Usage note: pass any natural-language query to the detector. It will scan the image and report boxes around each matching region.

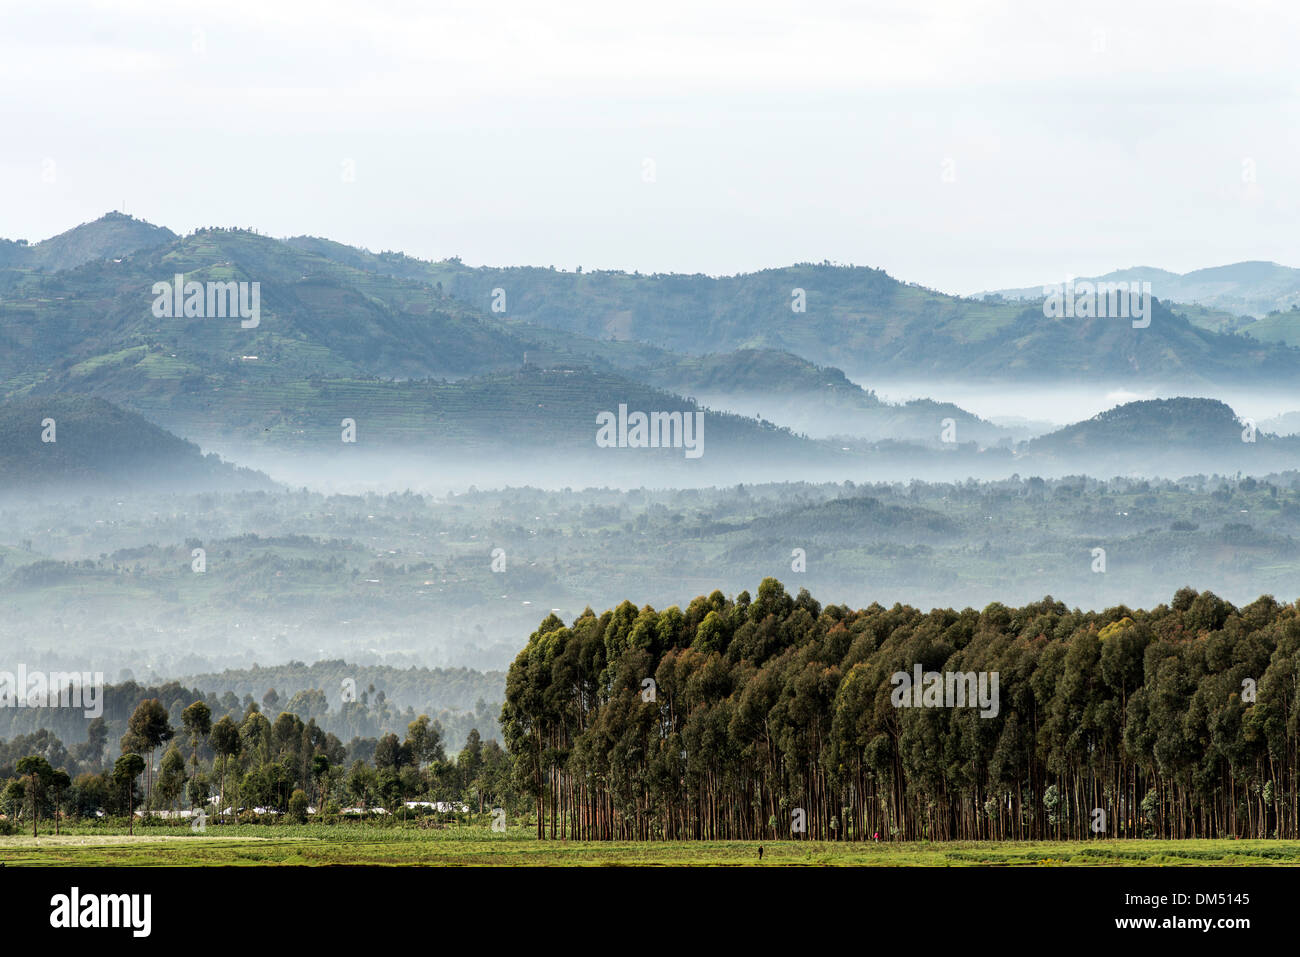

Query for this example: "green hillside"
[0,211,175,282]
[1026,397,1256,452]
[0,222,694,399]
[638,348,863,394]
[8,216,1300,465]
[0,221,872,460]
[635,348,1009,444]
[1019,397,1300,475]
[991,261,1300,319]
[0,395,270,489]
[283,245,1300,386]
[0,226,533,388]
[1241,305,1300,347]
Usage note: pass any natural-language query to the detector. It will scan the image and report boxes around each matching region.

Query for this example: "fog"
[862,380,1300,435]
[5,451,1299,680]
[4,375,1299,686]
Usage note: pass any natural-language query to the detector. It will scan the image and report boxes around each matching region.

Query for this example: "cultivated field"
[2,827,1299,867]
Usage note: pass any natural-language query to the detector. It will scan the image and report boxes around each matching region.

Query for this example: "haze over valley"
[3,213,1299,720]
[11,4,1300,899]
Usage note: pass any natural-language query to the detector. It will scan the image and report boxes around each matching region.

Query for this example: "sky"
[3,0,1299,294]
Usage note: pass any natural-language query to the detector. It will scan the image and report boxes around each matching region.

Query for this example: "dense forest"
[502,579,1300,842]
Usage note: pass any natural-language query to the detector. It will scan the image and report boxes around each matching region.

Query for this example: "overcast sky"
[3,0,1299,293]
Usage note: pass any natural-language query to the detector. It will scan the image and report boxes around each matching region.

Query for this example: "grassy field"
[3,826,1300,866]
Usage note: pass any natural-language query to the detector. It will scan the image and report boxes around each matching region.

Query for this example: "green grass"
[1242,311,1300,347]
[65,345,149,378]
[4,825,1299,866]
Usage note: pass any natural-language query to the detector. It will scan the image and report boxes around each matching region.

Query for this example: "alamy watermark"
[0,666,103,718]
[151,275,260,328]
[50,887,150,937]
[891,665,1000,718]
[1042,279,1151,328]
[596,404,704,459]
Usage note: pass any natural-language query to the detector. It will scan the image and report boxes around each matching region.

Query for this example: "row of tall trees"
[503,579,1300,842]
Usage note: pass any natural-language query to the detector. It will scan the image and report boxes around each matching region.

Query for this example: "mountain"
[1026,397,1248,451]
[3,220,997,484]
[0,223,710,396]
[988,262,1300,321]
[0,225,539,387]
[0,395,271,492]
[0,219,998,462]
[0,233,834,462]
[1260,411,1300,436]
[1018,397,1300,475]
[635,348,1010,445]
[108,362,816,456]
[0,212,175,286]
[279,247,1300,388]
[639,348,867,395]
[9,215,1300,479]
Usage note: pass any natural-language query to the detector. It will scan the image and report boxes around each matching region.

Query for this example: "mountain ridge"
[987,260,1300,321]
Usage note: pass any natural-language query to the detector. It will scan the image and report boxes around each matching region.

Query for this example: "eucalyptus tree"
[209,715,243,821]
[504,579,1300,842]
[15,755,52,836]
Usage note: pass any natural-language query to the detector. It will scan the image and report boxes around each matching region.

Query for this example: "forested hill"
[0,222,843,460]
[0,225,532,387]
[634,348,1009,444]
[990,261,1300,320]
[504,579,1300,842]
[638,348,867,396]
[6,216,1298,395]
[1026,397,1295,452]
[0,211,175,280]
[304,251,1300,387]
[31,363,821,460]
[1028,397,1227,448]
[8,215,1297,453]
[0,395,272,491]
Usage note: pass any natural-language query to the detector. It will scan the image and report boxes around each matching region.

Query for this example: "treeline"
[0,677,499,764]
[503,580,1300,842]
[180,660,504,729]
[1,697,511,832]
